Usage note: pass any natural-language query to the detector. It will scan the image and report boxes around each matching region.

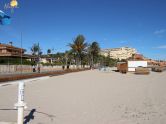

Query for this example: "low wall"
[0,65,32,73]
[0,65,90,73]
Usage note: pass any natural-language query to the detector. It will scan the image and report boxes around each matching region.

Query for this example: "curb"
[0,76,50,88]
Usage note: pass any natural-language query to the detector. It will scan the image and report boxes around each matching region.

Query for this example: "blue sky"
[0,0,166,60]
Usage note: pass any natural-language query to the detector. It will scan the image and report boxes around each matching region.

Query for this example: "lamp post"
[37,42,41,73]
[20,32,23,74]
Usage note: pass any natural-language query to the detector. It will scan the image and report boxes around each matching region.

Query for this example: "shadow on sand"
[24,109,36,124]
[0,108,56,123]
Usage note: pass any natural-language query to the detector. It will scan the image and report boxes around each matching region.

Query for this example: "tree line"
[31,34,118,67]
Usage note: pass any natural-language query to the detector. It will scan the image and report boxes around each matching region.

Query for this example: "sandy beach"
[0,70,166,124]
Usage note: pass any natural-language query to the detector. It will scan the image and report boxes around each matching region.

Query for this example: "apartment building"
[0,43,25,57]
[100,47,137,60]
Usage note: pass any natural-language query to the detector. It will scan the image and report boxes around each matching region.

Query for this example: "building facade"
[0,43,25,57]
[100,47,137,60]
[40,55,53,64]
[0,43,34,64]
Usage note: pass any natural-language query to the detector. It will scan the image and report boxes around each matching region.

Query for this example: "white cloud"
[103,38,108,41]
[120,41,127,44]
[156,45,166,49]
[154,29,166,35]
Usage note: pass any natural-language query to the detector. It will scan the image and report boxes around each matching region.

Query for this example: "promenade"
[0,70,166,124]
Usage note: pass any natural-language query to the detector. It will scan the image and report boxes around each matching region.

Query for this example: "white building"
[40,56,53,64]
[100,47,137,60]
[128,61,148,72]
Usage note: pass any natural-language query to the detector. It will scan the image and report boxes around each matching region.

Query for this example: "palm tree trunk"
[92,54,94,68]
[76,56,79,69]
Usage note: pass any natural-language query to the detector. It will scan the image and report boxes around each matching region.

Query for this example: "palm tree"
[46,49,52,63]
[31,43,42,65]
[31,43,40,55]
[69,35,88,68]
[47,49,51,55]
[88,41,100,68]
[53,52,65,65]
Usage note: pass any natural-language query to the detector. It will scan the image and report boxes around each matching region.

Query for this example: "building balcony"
[0,52,28,58]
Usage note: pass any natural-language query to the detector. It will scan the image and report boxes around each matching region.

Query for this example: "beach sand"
[0,70,166,124]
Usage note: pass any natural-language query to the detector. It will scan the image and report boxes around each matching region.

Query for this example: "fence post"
[15,82,27,124]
